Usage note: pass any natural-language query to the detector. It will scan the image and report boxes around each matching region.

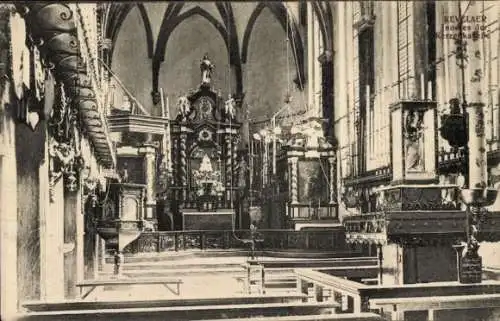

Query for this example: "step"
[106,250,363,264]
[121,262,244,271]
[100,267,246,278]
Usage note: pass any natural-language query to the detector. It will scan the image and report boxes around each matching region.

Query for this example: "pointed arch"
[103,3,156,64]
[216,2,243,95]
[154,6,230,63]
[311,1,333,53]
[151,2,184,93]
[152,6,231,95]
[104,3,135,63]
[241,2,306,89]
[137,3,154,59]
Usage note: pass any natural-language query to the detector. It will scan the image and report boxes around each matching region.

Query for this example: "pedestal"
[460,253,482,284]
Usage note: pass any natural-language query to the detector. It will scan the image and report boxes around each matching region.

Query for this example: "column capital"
[318,50,333,64]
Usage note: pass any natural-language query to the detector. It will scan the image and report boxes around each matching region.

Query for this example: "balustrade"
[123,229,346,254]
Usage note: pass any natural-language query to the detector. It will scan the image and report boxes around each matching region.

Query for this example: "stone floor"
[92,255,288,301]
[85,274,249,301]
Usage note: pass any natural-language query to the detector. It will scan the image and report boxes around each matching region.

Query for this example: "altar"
[168,54,239,231]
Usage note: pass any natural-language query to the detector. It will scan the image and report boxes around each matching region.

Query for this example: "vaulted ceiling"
[99,2,333,98]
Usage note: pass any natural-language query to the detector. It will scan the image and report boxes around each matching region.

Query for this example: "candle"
[160,88,166,117]
[366,85,370,109]
[427,81,433,101]
[420,74,425,100]
[166,96,169,117]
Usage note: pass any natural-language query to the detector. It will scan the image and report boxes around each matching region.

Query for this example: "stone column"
[140,145,157,220]
[461,1,489,284]
[93,234,101,279]
[307,2,315,108]
[44,176,65,300]
[465,3,487,190]
[390,3,399,102]
[0,119,18,319]
[319,51,334,140]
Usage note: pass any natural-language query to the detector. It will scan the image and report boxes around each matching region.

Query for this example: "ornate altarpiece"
[169,60,241,230]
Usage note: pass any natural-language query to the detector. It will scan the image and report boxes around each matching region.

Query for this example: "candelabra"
[439,2,498,283]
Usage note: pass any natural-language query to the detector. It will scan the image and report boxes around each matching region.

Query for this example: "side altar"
[169,55,241,231]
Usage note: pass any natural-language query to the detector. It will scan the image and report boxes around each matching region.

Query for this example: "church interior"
[1,2,500,321]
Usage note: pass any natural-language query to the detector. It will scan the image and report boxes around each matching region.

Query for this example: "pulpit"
[96,183,147,251]
[169,55,241,231]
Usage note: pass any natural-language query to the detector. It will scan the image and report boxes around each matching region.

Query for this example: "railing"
[295,269,500,320]
[295,269,369,314]
[291,206,337,220]
[123,229,347,254]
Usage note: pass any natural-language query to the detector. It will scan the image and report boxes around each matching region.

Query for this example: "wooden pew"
[76,278,183,299]
[252,257,378,269]
[370,293,500,321]
[246,257,378,293]
[202,312,384,321]
[18,301,339,321]
[22,293,309,312]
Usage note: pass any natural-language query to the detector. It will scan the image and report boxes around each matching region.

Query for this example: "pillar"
[377,243,384,285]
[319,51,334,140]
[465,2,487,190]
[42,176,65,300]
[93,234,101,279]
[0,117,18,318]
[462,1,488,283]
[307,2,315,108]
[140,145,157,221]
[390,3,399,102]
[75,193,84,285]
[63,190,83,299]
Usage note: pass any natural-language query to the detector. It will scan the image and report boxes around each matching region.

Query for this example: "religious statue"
[177,96,191,120]
[151,90,161,105]
[237,155,248,189]
[200,54,214,86]
[302,120,323,149]
[404,110,425,171]
[224,95,236,120]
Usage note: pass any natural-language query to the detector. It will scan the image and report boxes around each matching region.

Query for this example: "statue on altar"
[193,154,224,198]
[200,54,214,86]
[225,95,236,120]
[177,96,191,120]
